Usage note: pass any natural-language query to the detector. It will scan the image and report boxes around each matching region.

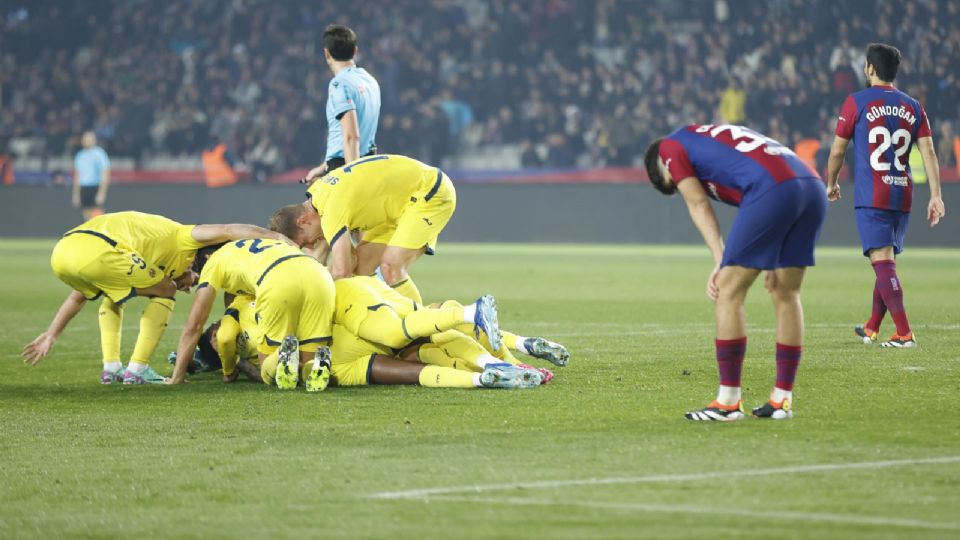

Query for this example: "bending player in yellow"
[187,294,263,383]
[295,153,456,303]
[21,211,288,384]
[169,239,336,392]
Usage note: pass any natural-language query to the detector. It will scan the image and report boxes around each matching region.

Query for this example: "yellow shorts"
[363,173,456,253]
[334,276,417,335]
[256,257,335,354]
[50,232,165,303]
[329,324,391,386]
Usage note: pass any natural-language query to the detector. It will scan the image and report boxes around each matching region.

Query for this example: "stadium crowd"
[2,0,959,173]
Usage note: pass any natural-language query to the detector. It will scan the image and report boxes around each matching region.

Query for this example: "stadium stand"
[1,0,959,181]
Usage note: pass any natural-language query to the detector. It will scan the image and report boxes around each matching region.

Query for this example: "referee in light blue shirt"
[73,131,111,221]
[303,24,381,183]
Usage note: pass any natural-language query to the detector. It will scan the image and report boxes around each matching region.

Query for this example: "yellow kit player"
[21,211,287,384]
[296,154,457,303]
[190,295,264,383]
[169,239,335,392]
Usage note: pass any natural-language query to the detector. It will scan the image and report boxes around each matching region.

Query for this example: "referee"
[72,131,111,221]
[303,24,381,182]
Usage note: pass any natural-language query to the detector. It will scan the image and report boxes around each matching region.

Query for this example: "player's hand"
[707,264,721,301]
[164,375,188,385]
[826,183,841,202]
[222,370,240,383]
[300,163,328,184]
[928,197,945,227]
[22,332,56,365]
[174,270,198,292]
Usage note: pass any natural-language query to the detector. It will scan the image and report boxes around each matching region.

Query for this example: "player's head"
[192,242,228,274]
[269,203,324,248]
[196,322,223,371]
[644,138,677,196]
[864,43,901,85]
[81,131,96,148]
[323,25,357,62]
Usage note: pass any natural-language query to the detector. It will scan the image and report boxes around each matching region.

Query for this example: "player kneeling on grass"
[21,211,289,385]
[169,239,336,392]
[174,294,264,383]
[644,124,827,421]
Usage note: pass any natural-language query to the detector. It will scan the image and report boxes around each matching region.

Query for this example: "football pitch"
[1,239,958,539]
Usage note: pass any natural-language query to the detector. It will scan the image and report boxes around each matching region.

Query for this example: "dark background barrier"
[1,183,958,247]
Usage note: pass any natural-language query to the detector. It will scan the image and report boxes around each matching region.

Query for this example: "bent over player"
[825,43,945,348]
[644,124,827,421]
[299,154,456,303]
[21,212,288,384]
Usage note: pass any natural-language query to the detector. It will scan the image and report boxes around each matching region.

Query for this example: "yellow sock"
[260,352,278,385]
[418,343,482,372]
[428,331,489,371]
[454,323,520,364]
[418,365,478,388]
[129,298,175,364]
[402,305,463,340]
[98,298,123,363]
[391,277,423,304]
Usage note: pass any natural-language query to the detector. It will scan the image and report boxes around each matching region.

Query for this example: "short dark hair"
[196,323,222,371]
[866,43,901,82]
[643,138,676,195]
[323,25,357,61]
[192,242,227,274]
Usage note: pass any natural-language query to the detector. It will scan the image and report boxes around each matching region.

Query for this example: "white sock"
[461,302,477,323]
[514,334,530,353]
[715,385,741,406]
[474,354,501,369]
[472,373,482,387]
[127,361,148,373]
[103,361,123,373]
[771,387,792,404]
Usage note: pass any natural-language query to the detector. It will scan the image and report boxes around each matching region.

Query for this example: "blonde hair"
[268,204,307,238]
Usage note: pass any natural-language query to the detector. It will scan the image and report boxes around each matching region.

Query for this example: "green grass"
[1,240,959,539]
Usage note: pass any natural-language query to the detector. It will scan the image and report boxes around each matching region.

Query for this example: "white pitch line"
[436,496,960,532]
[368,455,960,500]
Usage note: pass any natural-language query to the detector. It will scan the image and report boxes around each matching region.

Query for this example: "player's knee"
[379,260,407,285]
[770,285,801,306]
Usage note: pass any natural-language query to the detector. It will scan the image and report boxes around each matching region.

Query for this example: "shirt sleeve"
[320,202,350,247]
[658,138,697,184]
[197,258,220,290]
[329,80,356,120]
[916,103,932,138]
[175,225,206,250]
[835,95,857,139]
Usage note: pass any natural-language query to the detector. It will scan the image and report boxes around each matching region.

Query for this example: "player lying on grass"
[297,153,457,304]
[268,202,571,373]
[645,124,827,421]
[168,239,336,391]
[192,286,564,389]
[825,43,946,348]
[21,211,290,385]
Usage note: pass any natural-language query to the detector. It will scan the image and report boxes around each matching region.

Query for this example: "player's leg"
[356,295,500,350]
[98,298,124,383]
[380,246,426,304]
[294,261,336,392]
[856,209,914,346]
[856,282,887,343]
[754,267,806,419]
[123,297,176,384]
[354,240,389,276]
[714,264,761,398]
[423,330,504,371]
[256,286,303,390]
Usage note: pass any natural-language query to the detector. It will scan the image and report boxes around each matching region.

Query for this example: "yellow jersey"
[198,239,310,296]
[67,211,204,279]
[217,295,262,375]
[306,154,441,244]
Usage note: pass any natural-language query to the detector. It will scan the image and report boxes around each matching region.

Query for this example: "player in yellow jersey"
[186,295,264,382]
[293,154,456,304]
[21,212,289,384]
[169,239,336,392]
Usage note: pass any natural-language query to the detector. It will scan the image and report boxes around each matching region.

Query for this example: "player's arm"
[825,136,850,202]
[339,109,361,165]
[96,153,110,206]
[21,290,88,365]
[168,285,217,384]
[190,224,295,247]
[916,136,945,227]
[328,228,354,279]
[676,177,725,300]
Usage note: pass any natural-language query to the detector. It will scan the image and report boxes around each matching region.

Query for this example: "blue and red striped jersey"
[659,124,819,207]
[835,85,931,212]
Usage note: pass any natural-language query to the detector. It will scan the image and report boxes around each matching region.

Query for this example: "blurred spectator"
[2,0,958,172]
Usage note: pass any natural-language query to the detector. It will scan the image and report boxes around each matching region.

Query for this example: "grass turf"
[1,240,958,539]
